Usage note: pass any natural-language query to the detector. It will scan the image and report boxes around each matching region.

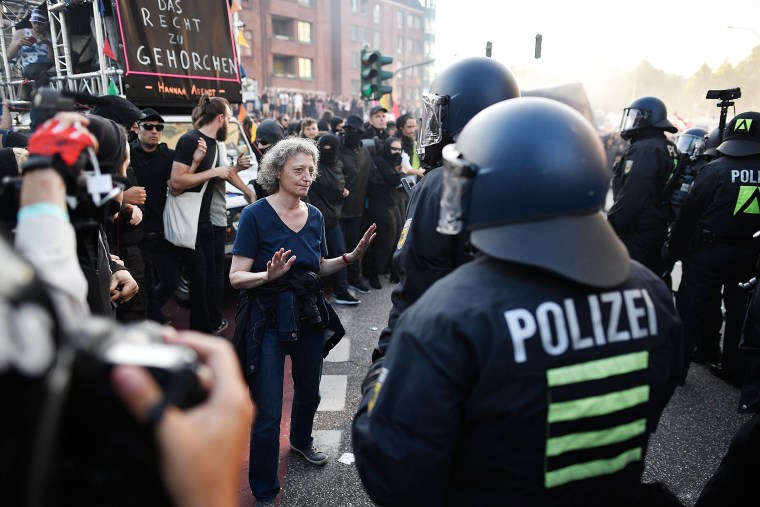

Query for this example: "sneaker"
[368,275,382,290]
[213,318,228,336]
[334,292,360,305]
[348,281,370,294]
[289,443,328,465]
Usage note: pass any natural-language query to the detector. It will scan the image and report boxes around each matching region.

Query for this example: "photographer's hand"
[111,330,253,507]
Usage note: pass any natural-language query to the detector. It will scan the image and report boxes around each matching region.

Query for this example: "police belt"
[700,228,754,247]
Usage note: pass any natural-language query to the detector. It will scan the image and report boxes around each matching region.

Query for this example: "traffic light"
[360,49,393,100]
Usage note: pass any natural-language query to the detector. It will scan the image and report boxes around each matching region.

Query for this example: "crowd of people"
[3,53,760,507]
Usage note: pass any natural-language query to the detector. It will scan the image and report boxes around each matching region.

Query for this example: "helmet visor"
[438,144,477,235]
[619,107,651,134]
[676,133,706,156]
[417,93,448,155]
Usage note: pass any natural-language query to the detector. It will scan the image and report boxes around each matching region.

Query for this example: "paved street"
[165,271,752,507]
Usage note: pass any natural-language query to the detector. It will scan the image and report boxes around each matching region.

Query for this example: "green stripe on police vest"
[547,351,649,387]
[548,385,650,423]
[545,447,642,488]
[546,418,647,457]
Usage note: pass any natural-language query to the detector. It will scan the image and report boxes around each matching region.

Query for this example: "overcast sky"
[435,0,760,80]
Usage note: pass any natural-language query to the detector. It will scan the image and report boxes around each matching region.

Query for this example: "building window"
[360,26,368,44]
[414,16,421,30]
[351,78,360,96]
[407,13,413,28]
[352,0,367,14]
[350,24,357,42]
[298,58,313,79]
[397,10,403,29]
[397,35,403,54]
[298,0,312,5]
[373,31,381,49]
[407,38,413,53]
[297,21,312,43]
[373,4,381,23]
[240,30,253,56]
[272,17,293,41]
[273,55,296,77]
[351,51,359,69]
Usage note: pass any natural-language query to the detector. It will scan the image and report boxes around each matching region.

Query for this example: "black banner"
[114,0,242,106]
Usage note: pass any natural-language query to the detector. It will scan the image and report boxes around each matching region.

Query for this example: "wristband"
[17,202,69,222]
[342,253,355,264]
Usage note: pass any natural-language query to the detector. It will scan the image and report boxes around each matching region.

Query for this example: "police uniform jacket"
[374,166,471,358]
[608,131,678,234]
[672,154,760,248]
[353,257,682,506]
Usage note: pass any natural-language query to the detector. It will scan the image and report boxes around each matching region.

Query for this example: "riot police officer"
[372,56,520,360]
[672,111,760,385]
[352,98,683,506]
[608,96,679,274]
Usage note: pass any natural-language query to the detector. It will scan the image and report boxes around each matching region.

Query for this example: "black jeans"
[140,235,180,323]
[177,223,216,333]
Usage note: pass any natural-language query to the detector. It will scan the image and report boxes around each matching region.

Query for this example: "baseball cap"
[140,108,165,123]
[90,95,146,129]
[369,105,388,116]
[717,111,760,157]
[344,115,365,133]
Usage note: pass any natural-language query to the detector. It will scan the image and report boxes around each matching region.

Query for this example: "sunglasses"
[140,123,165,131]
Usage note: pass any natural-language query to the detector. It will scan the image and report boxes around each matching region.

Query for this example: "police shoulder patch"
[397,218,412,250]
[624,160,634,174]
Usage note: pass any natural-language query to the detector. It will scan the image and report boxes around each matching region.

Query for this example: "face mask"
[344,131,363,150]
[387,152,402,166]
[320,147,337,164]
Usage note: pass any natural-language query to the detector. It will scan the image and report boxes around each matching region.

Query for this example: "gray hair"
[257,137,320,194]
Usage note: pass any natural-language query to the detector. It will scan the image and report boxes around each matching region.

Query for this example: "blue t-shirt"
[232,199,327,273]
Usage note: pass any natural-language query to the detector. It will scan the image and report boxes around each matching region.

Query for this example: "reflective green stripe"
[545,447,642,488]
[547,351,649,387]
[546,418,647,457]
[548,385,649,423]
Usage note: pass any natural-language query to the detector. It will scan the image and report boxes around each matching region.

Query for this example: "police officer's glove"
[23,118,97,195]
[361,357,384,397]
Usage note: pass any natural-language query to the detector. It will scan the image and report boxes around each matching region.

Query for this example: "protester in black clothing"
[90,96,148,321]
[372,57,520,360]
[671,112,760,385]
[363,105,389,140]
[69,114,139,316]
[251,119,286,199]
[308,134,359,305]
[608,96,679,275]
[130,108,179,324]
[364,138,403,290]
[353,98,683,507]
[338,115,373,294]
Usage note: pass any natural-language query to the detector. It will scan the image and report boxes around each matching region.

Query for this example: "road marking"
[313,430,343,458]
[325,338,350,362]
[318,374,348,411]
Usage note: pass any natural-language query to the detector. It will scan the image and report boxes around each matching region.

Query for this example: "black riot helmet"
[703,126,721,157]
[717,111,760,157]
[440,97,630,288]
[676,127,708,157]
[618,96,677,140]
[417,57,520,167]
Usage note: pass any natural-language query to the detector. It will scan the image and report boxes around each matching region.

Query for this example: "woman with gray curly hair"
[229,136,376,506]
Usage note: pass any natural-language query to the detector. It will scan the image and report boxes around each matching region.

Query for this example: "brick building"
[236,0,435,115]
